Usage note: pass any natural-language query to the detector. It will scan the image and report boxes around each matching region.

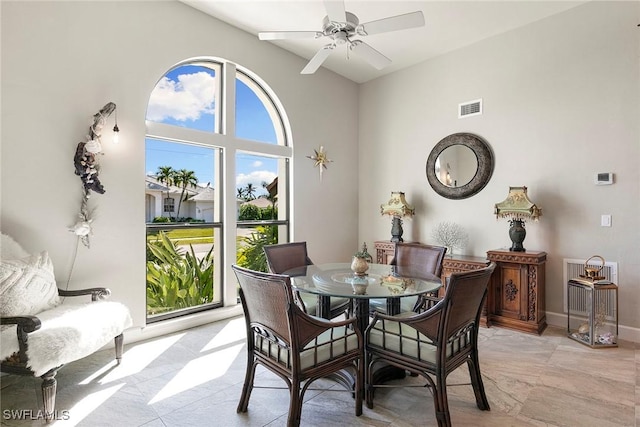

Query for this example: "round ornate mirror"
[426,133,494,199]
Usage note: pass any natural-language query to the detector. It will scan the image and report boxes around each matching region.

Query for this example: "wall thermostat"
[595,172,614,185]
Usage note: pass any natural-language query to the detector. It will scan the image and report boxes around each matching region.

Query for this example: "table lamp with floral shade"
[494,186,542,252]
[380,191,415,242]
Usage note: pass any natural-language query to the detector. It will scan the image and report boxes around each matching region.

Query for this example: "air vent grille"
[459,99,482,118]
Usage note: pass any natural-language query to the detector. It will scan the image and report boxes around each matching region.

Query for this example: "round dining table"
[284,262,442,333]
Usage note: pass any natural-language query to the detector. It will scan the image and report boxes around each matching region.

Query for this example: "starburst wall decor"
[306,145,333,181]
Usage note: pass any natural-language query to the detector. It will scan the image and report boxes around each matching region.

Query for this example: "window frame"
[145,58,293,324]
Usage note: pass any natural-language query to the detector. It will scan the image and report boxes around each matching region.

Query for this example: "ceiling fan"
[258,0,425,74]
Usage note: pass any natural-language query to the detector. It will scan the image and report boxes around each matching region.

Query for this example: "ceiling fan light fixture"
[334,32,348,45]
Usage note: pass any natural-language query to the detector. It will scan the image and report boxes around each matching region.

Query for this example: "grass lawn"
[146,228,258,246]
[147,228,214,244]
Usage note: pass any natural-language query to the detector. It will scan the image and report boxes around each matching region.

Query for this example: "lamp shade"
[494,186,542,221]
[380,192,415,218]
[494,186,541,252]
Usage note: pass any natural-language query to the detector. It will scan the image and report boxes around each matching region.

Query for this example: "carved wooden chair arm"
[413,294,442,313]
[293,307,362,346]
[1,315,42,363]
[367,301,443,341]
[1,315,41,332]
[58,287,111,301]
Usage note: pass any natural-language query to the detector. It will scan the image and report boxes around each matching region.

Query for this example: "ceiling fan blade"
[323,0,346,23]
[349,41,391,70]
[360,11,425,36]
[259,31,322,41]
[301,45,335,74]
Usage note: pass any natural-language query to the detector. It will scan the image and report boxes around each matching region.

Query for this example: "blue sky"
[145,65,278,196]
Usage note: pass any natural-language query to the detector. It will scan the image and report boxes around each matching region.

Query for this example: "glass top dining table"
[283,262,442,333]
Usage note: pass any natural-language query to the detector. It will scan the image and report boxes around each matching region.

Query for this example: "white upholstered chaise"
[0,234,132,423]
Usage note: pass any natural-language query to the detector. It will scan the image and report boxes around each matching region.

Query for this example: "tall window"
[145,59,292,323]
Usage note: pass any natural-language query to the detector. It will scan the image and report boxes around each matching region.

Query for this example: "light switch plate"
[601,214,612,227]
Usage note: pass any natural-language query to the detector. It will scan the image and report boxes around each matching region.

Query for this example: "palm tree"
[236,187,246,200]
[173,169,198,220]
[244,183,256,200]
[156,166,175,219]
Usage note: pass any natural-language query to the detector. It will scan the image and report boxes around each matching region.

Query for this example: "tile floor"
[1,316,638,426]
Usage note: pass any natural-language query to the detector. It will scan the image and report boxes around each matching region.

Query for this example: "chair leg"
[288,381,302,427]
[237,359,257,413]
[354,359,363,416]
[41,370,57,423]
[365,353,375,409]
[433,372,452,427]
[114,333,124,365]
[467,355,490,411]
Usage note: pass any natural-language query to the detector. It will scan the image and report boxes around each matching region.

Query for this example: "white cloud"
[147,72,215,122]
[236,170,277,193]
[251,160,263,168]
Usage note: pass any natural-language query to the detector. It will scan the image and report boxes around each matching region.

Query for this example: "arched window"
[145,59,292,323]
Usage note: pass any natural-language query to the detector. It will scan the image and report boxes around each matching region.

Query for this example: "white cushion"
[0,251,60,317]
[1,234,30,260]
[368,321,437,363]
[367,320,471,363]
[0,301,133,377]
[257,325,360,370]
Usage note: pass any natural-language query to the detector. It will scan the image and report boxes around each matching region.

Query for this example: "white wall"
[359,1,640,338]
[1,1,359,338]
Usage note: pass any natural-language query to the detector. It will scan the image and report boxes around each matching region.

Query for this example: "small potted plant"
[351,242,372,276]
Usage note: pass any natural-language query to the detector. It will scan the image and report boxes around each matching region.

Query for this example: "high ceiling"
[181,1,585,84]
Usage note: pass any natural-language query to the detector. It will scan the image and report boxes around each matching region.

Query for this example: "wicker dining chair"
[365,263,496,427]
[371,242,447,314]
[232,265,363,427]
[263,242,351,319]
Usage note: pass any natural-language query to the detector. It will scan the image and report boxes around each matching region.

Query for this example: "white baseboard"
[99,305,244,350]
[546,310,640,344]
[127,305,244,344]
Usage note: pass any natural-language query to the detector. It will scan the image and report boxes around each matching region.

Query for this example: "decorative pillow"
[1,234,30,260]
[0,251,60,316]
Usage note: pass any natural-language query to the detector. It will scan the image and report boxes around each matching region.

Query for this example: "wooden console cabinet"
[441,254,492,281]
[373,240,397,264]
[374,241,490,287]
[486,249,547,335]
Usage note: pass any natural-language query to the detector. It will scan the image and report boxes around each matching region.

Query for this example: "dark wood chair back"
[235,265,292,345]
[264,241,313,274]
[390,242,447,277]
[439,263,495,337]
[263,242,352,319]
